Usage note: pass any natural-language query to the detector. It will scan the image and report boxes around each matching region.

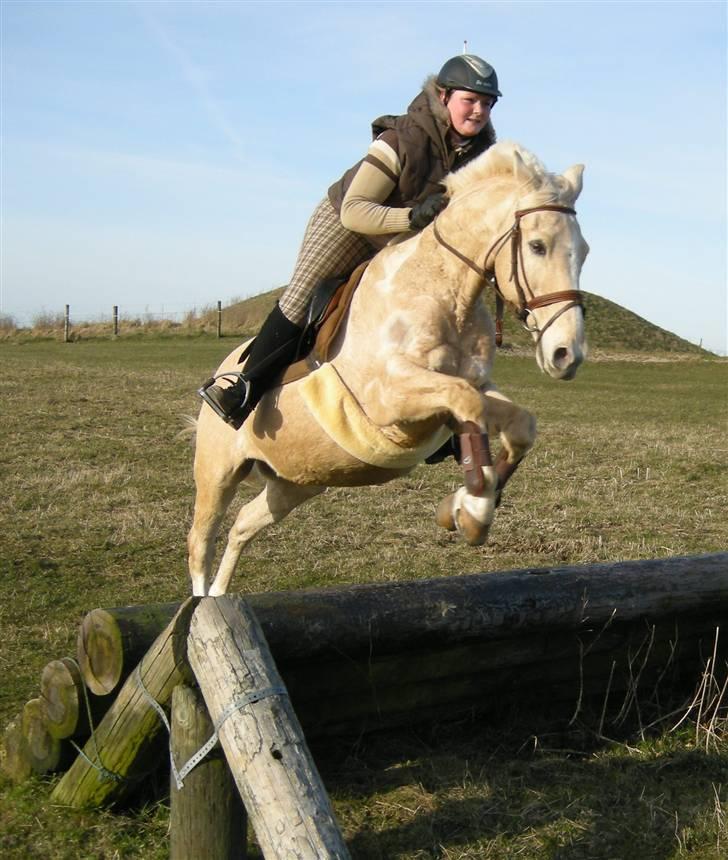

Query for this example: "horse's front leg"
[481,386,537,499]
[363,359,497,545]
[434,390,535,543]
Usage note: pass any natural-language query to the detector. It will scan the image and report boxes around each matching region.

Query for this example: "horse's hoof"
[435,494,457,531]
[456,506,490,546]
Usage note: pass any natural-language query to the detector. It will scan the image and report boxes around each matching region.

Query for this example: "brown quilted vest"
[328,82,496,215]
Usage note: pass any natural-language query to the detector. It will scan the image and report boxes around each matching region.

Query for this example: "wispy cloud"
[132,1,248,163]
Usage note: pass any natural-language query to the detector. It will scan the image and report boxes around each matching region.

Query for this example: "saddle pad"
[298,363,451,469]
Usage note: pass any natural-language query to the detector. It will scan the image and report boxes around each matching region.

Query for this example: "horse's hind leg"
[188,445,253,596]
[208,476,324,596]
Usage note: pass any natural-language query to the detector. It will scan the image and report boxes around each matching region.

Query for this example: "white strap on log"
[134,666,287,790]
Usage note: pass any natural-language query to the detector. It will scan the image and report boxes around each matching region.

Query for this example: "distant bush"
[0,313,17,332]
[32,310,66,329]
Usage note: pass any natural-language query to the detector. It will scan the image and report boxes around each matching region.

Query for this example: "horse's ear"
[563,164,585,201]
[512,149,533,186]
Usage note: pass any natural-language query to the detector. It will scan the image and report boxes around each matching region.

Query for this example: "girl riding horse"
[198,54,502,429]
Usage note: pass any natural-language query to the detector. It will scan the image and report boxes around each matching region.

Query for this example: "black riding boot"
[198,303,303,429]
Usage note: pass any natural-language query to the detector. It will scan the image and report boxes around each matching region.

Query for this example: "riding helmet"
[436,54,502,99]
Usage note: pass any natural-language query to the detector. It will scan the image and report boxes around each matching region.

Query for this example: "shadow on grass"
[313,707,728,860]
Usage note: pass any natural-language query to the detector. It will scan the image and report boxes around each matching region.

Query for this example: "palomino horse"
[188,141,589,596]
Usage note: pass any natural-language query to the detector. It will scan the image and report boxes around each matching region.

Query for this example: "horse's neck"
[423,207,500,327]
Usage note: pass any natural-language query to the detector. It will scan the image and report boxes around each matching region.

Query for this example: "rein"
[433,203,583,346]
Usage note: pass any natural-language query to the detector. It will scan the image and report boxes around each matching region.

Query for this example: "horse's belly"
[243,388,411,487]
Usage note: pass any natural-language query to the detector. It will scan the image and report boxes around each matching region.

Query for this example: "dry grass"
[0,337,726,858]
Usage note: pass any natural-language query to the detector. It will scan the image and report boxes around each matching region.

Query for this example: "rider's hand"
[409,192,448,230]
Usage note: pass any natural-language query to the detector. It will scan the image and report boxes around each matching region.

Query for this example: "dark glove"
[408,192,448,230]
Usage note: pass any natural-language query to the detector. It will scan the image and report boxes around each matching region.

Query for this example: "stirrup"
[197,372,252,428]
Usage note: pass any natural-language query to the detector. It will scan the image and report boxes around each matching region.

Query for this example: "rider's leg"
[198,302,303,429]
[199,197,374,429]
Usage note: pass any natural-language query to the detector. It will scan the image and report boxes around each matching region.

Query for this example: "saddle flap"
[279,260,370,385]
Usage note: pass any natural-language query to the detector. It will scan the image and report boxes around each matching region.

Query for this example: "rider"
[199,54,502,429]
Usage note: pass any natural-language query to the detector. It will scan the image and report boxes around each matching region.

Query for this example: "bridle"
[432,204,584,346]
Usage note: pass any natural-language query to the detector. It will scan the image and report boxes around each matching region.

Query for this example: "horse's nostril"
[553,347,570,367]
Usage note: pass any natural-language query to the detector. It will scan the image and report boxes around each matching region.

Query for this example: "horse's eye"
[529,240,547,256]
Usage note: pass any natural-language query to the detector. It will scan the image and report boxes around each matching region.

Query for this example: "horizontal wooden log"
[64,554,726,744]
[188,597,351,859]
[51,597,199,808]
[82,554,728,672]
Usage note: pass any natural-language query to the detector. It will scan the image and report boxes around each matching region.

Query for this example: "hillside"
[215,287,713,357]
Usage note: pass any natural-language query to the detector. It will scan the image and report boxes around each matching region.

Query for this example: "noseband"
[433,204,584,346]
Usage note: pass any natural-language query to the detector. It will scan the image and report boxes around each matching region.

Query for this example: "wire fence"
[1,302,228,340]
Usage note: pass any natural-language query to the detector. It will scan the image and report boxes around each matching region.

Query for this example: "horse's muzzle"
[541,344,584,380]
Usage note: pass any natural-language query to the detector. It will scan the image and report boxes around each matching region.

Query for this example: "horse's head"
[443,143,590,380]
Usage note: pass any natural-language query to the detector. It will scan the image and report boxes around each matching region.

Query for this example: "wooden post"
[188,597,351,860]
[217,301,222,338]
[113,305,119,337]
[170,685,247,860]
[51,597,199,808]
[64,304,70,343]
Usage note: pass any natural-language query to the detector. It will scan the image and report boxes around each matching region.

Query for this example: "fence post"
[217,301,222,339]
[170,685,247,860]
[113,306,119,337]
[64,305,70,343]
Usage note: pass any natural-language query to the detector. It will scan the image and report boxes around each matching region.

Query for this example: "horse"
[187,141,589,596]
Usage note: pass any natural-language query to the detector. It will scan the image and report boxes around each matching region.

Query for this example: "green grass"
[1,337,726,858]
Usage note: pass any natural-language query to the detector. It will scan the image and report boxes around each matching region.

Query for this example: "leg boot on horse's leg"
[198,303,303,429]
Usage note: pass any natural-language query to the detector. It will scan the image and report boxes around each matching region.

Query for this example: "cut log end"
[41,657,84,740]
[1,717,32,782]
[22,698,63,774]
[77,609,124,695]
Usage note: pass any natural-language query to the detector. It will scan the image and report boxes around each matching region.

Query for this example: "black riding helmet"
[436,54,502,101]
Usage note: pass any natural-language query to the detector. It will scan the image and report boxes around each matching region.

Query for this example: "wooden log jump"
[2,553,726,858]
[49,553,727,741]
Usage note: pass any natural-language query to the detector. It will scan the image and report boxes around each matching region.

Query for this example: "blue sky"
[2,0,726,354]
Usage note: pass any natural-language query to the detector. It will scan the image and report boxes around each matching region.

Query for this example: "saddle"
[277,259,370,386]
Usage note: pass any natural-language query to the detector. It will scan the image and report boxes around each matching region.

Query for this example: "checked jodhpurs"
[278,197,378,326]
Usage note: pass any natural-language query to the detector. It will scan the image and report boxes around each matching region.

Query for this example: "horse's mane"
[444,140,569,204]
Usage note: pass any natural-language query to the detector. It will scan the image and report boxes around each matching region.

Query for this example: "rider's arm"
[339,132,412,235]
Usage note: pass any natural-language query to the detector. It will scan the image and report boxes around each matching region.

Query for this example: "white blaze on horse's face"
[525,207,588,380]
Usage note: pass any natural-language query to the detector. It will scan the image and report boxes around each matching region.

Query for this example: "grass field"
[1,337,726,858]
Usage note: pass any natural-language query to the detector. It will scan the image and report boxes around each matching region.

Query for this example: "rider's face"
[442,89,494,138]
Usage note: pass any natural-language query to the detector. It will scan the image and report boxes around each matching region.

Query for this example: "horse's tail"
[177,414,198,446]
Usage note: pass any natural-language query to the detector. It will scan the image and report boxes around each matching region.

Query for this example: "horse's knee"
[501,410,537,463]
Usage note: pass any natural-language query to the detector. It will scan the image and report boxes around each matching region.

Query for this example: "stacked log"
[1,658,101,782]
[51,598,199,807]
